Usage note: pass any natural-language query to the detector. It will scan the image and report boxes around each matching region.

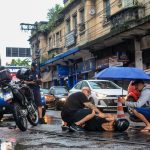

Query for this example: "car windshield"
[89,81,120,89]
[40,88,49,94]
[54,88,68,95]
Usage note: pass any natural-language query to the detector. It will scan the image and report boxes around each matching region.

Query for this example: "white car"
[69,80,127,112]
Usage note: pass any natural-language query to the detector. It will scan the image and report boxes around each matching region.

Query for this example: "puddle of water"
[0,138,16,150]
[43,115,61,125]
[1,141,13,150]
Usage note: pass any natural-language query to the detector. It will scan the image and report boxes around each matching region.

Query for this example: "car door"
[69,81,83,95]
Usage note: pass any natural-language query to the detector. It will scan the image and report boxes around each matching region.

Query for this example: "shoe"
[61,125,70,131]
[70,123,85,132]
[38,118,47,124]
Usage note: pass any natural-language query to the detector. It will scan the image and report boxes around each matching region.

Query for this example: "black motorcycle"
[0,69,38,131]
[16,80,39,126]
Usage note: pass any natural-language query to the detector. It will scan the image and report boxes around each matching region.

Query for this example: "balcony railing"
[65,30,76,47]
[110,5,145,30]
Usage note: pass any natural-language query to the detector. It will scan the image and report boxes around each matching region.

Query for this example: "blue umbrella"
[95,67,150,80]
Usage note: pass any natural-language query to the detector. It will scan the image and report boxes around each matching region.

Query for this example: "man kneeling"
[61,87,104,132]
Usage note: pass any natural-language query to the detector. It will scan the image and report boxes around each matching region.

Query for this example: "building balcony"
[48,48,63,59]
[110,5,145,30]
[65,30,77,48]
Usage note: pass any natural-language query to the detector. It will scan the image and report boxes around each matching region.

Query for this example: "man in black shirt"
[61,87,104,131]
[24,62,45,124]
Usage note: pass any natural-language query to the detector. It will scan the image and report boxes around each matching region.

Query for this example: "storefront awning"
[41,47,80,67]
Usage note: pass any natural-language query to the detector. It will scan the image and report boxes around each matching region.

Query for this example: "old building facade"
[29,0,150,89]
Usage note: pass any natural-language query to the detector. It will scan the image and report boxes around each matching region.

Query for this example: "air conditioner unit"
[122,0,134,8]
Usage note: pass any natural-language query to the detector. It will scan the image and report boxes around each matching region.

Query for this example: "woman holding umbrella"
[120,79,150,132]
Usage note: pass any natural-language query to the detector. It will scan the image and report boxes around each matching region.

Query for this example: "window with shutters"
[73,13,77,30]
[66,18,71,33]
[56,32,60,47]
[104,0,110,18]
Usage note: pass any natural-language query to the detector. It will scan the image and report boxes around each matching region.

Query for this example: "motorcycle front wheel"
[27,101,39,126]
[13,103,28,131]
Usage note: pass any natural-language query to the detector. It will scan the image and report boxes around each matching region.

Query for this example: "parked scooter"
[0,69,38,131]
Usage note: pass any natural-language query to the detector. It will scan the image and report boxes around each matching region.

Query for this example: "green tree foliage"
[10,58,31,67]
[47,4,63,30]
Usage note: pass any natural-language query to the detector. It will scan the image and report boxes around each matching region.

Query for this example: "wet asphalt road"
[0,110,150,150]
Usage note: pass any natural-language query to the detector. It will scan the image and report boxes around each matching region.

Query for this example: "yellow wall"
[39,0,148,61]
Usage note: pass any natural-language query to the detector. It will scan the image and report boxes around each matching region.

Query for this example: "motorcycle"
[0,69,39,131]
[16,80,39,126]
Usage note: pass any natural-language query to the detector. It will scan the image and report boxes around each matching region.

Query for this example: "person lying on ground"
[120,79,150,132]
[61,87,105,132]
[84,113,129,132]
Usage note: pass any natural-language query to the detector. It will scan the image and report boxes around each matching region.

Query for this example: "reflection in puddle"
[44,115,61,125]
[1,138,16,150]
[1,141,13,150]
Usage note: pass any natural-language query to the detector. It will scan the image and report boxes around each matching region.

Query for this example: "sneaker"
[38,118,47,124]
[61,125,70,131]
[70,123,85,132]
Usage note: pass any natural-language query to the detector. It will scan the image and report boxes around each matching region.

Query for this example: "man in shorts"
[61,87,105,131]
[120,79,150,132]
[24,62,45,124]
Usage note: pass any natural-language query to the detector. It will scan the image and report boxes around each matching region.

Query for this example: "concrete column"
[134,39,143,69]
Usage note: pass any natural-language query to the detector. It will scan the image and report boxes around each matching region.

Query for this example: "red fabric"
[127,81,140,101]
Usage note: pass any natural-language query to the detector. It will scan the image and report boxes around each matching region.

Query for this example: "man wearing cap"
[24,62,45,124]
[120,79,150,132]
[61,87,105,131]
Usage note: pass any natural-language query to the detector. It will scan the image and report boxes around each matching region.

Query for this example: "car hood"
[92,89,127,95]
[55,94,68,98]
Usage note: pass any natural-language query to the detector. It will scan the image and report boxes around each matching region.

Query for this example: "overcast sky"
[0,0,63,55]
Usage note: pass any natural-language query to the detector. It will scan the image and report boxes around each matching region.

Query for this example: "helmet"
[16,68,30,80]
[113,119,129,132]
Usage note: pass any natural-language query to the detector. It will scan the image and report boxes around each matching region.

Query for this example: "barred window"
[6,47,31,57]
[12,48,19,57]
[6,47,11,57]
